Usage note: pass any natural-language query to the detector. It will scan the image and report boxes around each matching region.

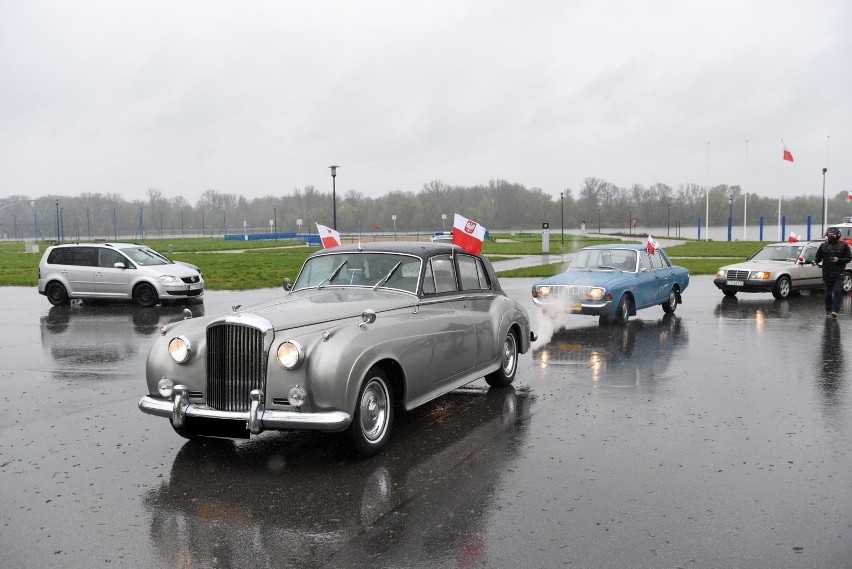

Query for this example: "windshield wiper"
[373,261,402,291]
[317,260,348,288]
[595,265,618,270]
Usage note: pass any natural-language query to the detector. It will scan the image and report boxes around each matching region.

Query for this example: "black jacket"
[815,239,852,280]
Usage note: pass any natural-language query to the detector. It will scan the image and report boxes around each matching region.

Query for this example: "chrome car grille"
[206,322,266,412]
[725,270,750,280]
[541,284,592,299]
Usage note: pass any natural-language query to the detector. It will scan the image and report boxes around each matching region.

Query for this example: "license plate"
[726,280,744,286]
[188,283,202,290]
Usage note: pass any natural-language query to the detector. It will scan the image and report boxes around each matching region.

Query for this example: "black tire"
[661,287,678,314]
[843,272,852,294]
[772,275,792,299]
[133,283,159,307]
[614,295,631,325]
[349,368,393,457]
[485,329,519,388]
[722,289,738,298]
[46,282,70,306]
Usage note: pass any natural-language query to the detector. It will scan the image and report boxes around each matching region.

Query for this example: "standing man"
[813,227,852,318]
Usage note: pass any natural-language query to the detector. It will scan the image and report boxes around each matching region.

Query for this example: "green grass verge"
[0,235,765,289]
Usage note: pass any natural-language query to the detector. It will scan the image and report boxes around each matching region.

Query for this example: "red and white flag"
[847,191,852,201]
[316,223,341,249]
[646,234,659,255]
[782,140,794,162]
[452,214,486,254]
[788,231,800,243]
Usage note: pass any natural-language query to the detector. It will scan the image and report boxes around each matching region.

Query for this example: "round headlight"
[277,340,304,369]
[716,269,727,278]
[288,385,307,407]
[158,377,174,398]
[168,336,192,363]
[537,286,551,297]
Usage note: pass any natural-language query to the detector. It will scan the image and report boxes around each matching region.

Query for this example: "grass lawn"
[0,234,764,289]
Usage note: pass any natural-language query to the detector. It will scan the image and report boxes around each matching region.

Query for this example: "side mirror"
[282,278,292,292]
[113,262,126,269]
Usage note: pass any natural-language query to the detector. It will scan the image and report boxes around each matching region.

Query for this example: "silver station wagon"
[139,242,535,456]
[38,242,204,307]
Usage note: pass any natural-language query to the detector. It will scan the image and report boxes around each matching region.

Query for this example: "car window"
[801,245,819,263]
[48,246,97,267]
[649,251,666,270]
[424,255,458,294]
[751,244,802,261]
[570,249,636,271]
[99,249,128,268]
[457,255,490,290]
[639,252,653,271]
[123,247,171,266]
[293,252,420,290]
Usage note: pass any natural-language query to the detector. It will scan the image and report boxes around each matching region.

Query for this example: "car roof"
[763,240,822,246]
[49,242,145,249]
[579,244,649,251]
[309,241,468,260]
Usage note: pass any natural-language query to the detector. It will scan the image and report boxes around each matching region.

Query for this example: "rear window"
[46,247,97,267]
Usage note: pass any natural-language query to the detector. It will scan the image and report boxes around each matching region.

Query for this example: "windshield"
[122,247,172,266]
[294,252,421,293]
[750,244,804,262]
[569,249,637,272]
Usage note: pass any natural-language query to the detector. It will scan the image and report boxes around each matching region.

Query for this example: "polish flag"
[782,140,794,162]
[452,214,486,254]
[847,191,852,201]
[788,231,800,243]
[646,234,659,255]
[316,223,341,249]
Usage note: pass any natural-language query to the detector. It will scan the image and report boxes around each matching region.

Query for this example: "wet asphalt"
[1,275,851,568]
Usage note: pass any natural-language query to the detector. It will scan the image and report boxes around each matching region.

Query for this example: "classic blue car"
[531,244,690,325]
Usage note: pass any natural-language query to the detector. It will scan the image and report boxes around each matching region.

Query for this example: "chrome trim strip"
[139,395,352,432]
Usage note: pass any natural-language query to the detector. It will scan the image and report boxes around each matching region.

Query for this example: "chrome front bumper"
[138,385,351,434]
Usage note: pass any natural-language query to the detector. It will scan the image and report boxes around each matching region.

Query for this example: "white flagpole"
[705,141,710,241]
[824,135,830,230]
[744,139,748,241]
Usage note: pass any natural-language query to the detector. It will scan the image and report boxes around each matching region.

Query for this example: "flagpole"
[744,139,748,241]
[823,135,830,231]
[705,141,710,242]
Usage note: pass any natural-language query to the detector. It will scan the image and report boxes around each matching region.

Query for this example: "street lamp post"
[559,192,564,244]
[55,199,60,243]
[821,167,828,236]
[628,205,632,235]
[328,165,340,230]
[667,202,671,237]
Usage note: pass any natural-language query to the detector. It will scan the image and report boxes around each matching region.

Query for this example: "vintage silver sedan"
[139,242,534,456]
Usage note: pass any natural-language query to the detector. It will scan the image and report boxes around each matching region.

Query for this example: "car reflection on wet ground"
[0,276,851,568]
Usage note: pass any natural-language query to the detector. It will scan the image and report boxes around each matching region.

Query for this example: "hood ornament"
[232,304,241,312]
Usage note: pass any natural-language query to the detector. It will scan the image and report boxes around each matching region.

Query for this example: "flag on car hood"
[788,231,800,242]
[452,214,486,254]
[646,234,659,254]
[316,223,341,249]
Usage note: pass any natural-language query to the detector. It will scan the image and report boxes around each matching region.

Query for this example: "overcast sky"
[1,0,850,206]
